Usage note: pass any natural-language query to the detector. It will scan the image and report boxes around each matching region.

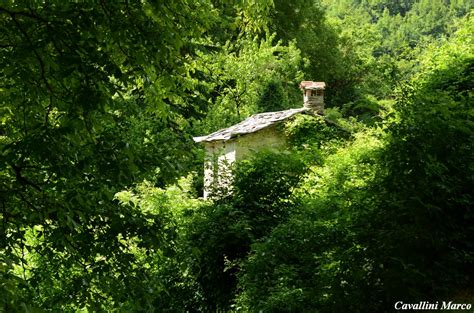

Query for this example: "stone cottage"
[194,81,326,198]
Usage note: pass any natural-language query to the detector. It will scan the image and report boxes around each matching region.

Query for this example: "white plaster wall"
[203,140,236,198]
[234,125,286,160]
[202,124,287,198]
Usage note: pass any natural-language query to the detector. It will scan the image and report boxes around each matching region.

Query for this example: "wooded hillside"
[1,1,472,311]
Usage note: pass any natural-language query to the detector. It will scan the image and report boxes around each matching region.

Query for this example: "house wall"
[234,124,286,160]
[203,140,236,199]
[202,124,286,198]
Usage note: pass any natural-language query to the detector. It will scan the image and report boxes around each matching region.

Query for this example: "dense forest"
[1,0,473,311]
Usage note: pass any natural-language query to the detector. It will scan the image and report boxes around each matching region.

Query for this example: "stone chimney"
[299,81,326,114]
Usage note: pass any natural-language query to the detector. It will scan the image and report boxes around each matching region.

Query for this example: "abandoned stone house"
[193,81,326,198]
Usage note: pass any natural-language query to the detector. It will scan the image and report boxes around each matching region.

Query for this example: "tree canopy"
[1,1,472,311]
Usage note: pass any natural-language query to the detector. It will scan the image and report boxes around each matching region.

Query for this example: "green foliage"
[236,131,385,312]
[320,0,472,113]
[192,34,305,134]
[184,150,306,311]
[236,17,473,312]
[372,15,474,300]
[268,0,362,106]
[0,0,222,310]
[340,94,384,124]
[233,150,306,217]
[1,0,472,311]
[256,79,289,112]
[286,115,349,148]
[284,114,351,166]
[112,176,207,312]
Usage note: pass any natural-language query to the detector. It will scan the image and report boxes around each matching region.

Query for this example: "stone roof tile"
[193,107,308,143]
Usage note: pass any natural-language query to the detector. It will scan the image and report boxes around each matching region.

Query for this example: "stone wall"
[202,124,287,198]
[304,95,324,114]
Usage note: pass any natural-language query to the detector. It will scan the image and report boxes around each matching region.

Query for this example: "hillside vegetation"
[1,1,472,311]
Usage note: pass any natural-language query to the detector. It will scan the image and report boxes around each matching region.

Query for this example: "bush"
[184,150,306,311]
[235,19,473,311]
[236,131,385,312]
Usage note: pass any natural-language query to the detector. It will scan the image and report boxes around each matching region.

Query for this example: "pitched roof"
[193,107,308,143]
[299,81,326,90]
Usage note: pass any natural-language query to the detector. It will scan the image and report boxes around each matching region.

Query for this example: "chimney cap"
[300,81,326,90]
